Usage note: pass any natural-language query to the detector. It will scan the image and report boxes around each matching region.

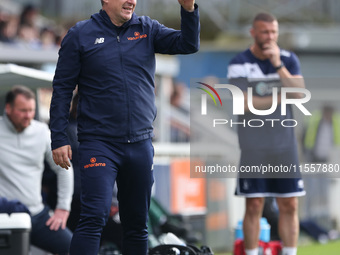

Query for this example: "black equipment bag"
[149,244,213,255]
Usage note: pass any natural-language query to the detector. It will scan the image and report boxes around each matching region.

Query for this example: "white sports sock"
[282,247,297,255]
[245,248,258,255]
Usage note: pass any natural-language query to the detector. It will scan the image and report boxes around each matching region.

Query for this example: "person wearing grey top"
[0,85,74,255]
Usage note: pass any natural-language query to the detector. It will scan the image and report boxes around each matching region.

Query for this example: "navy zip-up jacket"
[50,5,200,149]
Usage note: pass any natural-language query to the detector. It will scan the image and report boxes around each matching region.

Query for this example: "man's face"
[6,94,36,132]
[251,20,279,50]
[104,0,137,26]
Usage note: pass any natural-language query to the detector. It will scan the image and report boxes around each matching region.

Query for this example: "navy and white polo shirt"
[227,48,301,151]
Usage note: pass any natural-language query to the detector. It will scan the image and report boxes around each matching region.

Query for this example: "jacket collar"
[98,9,140,29]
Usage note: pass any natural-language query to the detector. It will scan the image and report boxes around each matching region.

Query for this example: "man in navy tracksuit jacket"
[49,0,200,254]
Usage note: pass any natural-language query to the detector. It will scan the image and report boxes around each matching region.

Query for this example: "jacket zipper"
[116,32,131,142]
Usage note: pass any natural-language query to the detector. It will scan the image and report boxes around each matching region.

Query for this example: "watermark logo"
[196,82,312,128]
[196,82,222,115]
[200,83,311,116]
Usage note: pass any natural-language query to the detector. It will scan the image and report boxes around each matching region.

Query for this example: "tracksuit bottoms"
[69,138,154,255]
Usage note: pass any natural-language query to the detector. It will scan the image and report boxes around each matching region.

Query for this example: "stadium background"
[1,0,340,254]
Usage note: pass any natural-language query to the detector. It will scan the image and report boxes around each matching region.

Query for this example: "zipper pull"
[117,35,120,42]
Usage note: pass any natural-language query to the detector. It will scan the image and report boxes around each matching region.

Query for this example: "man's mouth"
[122,6,133,12]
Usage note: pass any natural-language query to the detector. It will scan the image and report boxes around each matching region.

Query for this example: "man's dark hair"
[5,85,35,106]
[252,13,277,26]
[101,0,104,6]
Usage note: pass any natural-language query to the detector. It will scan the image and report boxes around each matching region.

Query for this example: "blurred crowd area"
[0,2,67,50]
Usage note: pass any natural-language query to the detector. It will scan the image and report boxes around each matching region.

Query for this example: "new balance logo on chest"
[94,37,105,44]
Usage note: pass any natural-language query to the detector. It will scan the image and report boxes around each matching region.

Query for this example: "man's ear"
[5,103,11,115]
[250,27,255,38]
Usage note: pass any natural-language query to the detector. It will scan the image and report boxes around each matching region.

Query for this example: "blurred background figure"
[19,4,39,26]
[0,15,19,43]
[170,81,190,142]
[303,105,340,163]
[0,85,73,255]
[0,2,63,49]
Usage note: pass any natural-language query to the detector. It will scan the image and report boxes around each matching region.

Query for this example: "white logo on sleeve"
[94,38,105,44]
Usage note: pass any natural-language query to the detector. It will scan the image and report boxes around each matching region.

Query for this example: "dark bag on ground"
[149,244,213,255]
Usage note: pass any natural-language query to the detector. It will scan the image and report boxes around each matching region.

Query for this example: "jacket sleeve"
[50,25,81,150]
[153,4,200,54]
[45,127,74,212]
